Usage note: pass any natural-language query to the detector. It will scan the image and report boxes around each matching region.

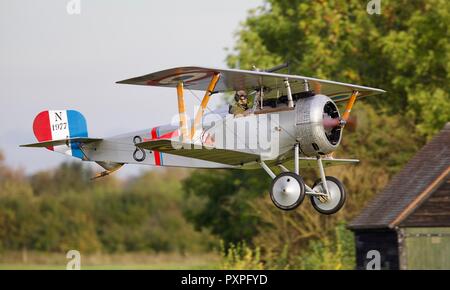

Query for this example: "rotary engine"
[295,94,342,156]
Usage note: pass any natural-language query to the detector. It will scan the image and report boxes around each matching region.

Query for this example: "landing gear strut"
[260,144,346,214]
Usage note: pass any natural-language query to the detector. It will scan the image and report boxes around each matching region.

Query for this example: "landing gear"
[270,172,305,210]
[310,176,346,215]
[259,144,347,214]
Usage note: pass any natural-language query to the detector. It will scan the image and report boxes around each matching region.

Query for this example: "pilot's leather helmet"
[234,90,248,102]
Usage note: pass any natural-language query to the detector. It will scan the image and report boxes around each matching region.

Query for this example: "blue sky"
[0,0,262,177]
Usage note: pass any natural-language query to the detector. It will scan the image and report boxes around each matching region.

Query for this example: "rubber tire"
[310,176,346,215]
[270,172,306,211]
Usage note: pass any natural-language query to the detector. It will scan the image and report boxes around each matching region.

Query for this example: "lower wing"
[137,139,260,166]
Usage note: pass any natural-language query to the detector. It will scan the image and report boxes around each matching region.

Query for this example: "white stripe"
[48,110,72,156]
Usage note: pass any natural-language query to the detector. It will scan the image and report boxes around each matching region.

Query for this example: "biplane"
[21,65,385,214]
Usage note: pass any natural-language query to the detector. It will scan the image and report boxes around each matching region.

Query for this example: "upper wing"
[20,137,102,148]
[137,139,259,166]
[116,66,386,102]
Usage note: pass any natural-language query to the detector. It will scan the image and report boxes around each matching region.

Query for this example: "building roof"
[348,123,450,230]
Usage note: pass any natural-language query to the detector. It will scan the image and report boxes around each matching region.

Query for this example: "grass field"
[0,251,220,270]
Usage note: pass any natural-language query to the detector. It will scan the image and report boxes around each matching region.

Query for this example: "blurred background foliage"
[0,0,448,269]
[0,155,217,256]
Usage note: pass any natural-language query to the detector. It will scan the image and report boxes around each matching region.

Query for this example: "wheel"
[310,176,346,215]
[270,172,305,211]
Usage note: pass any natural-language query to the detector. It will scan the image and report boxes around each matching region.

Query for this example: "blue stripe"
[67,110,88,159]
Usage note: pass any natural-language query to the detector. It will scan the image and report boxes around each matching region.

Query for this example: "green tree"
[227,0,449,138]
[183,169,271,246]
[0,156,216,254]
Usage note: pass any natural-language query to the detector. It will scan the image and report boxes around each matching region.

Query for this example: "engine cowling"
[295,94,342,156]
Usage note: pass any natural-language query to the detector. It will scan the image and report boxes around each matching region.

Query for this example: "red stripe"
[151,127,161,166]
[33,111,53,151]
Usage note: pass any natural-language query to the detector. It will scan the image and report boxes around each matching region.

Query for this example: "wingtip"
[116,79,139,85]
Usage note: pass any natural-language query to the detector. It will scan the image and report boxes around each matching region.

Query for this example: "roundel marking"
[147,71,214,86]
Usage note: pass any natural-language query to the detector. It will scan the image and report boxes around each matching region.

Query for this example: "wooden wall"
[401,178,450,227]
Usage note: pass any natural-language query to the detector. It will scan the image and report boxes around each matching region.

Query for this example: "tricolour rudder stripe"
[33,111,54,151]
[151,127,161,166]
[67,110,88,159]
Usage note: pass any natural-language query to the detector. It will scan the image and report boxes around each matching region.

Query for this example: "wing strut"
[342,90,360,123]
[190,73,221,140]
[284,79,294,108]
[177,81,189,142]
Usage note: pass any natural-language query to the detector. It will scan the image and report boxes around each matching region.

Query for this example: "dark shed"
[348,123,450,269]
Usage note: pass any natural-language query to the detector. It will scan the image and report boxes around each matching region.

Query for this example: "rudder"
[32,110,88,159]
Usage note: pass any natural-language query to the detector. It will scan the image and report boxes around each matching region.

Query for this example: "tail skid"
[91,161,124,180]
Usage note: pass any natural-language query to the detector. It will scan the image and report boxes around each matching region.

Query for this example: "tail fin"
[29,110,91,159]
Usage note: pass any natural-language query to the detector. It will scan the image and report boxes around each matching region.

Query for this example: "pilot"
[230,90,249,117]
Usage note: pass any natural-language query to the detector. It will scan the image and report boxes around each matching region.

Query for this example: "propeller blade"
[345,115,357,132]
[323,117,340,129]
[322,115,357,132]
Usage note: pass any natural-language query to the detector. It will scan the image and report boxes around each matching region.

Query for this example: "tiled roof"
[348,123,450,230]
